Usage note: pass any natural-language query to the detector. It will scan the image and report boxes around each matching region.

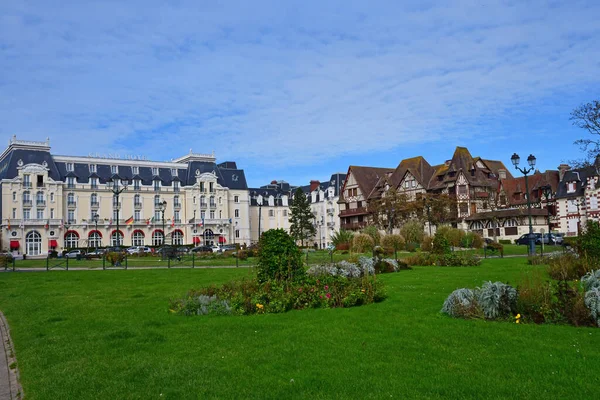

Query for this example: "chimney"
[558,164,570,181]
[270,180,277,185]
[310,180,320,192]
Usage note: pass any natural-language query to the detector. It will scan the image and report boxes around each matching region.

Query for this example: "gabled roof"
[555,166,596,199]
[342,165,394,200]
[501,170,560,206]
[388,156,435,190]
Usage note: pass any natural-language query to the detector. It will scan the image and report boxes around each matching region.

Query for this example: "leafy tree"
[368,186,413,233]
[571,99,600,164]
[381,234,405,260]
[257,229,304,283]
[401,220,425,246]
[414,193,457,235]
[289,188,315,247]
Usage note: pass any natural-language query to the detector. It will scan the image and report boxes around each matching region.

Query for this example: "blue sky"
[1,0,599,187]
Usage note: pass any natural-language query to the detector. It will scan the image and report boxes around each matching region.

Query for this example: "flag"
[45,219,49,229]
[148,216,154,226]
[19,219,24,229]
[60,219,64,229]
[171,216,175,227]
[125,216,134,225]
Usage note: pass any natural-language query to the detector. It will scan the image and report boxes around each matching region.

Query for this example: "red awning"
[193,237,200,244]
[218,236,226,244]
[49,239,58,247]
[9,240,19,250]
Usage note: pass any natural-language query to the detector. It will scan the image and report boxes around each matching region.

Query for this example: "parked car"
[535,233,560,245]
[217,244,237,253]
[553,233,565,245]
[515,233,542,245]
[126,246,152,255]
[65,250,86,259]
[104,247,127,254]
[191,245,214,253]
[87,249,105,258]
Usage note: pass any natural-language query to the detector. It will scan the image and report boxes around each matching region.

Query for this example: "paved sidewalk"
[0,311,21,400]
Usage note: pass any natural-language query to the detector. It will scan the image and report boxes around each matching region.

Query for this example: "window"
[89,231,102,248]
[200,196,206,206]
[12,208,16,219]
[50,192,54,202]
[22,191,30,203]
[234,209,239,218]
[567,182,576,193]
[134,194,141,206]
[154,211,161,221]
[218,197,222,204]
[36,191,44,205]
[111,165,118,174]
[459,203,468,213]
[174,211,180,222]
[173,181,180,192]
[67,177,75,188]
[152,167,158,175]
[90,164,97,173]
[37,175,44,187]
[154,195,161,207]
[152,231,164,246]
[210,196,215,207]
[209,182,214,192]
[111,231,124,247]
[23,209,30,220]
[134,210,141,222]
[66,162,74,172]
[218,210,222,219]
[235,230,240,239]
[234,195,239,203]
[505,227,518,236]
[23,174,31,187]
[91,193,98,206]
[404,181,410,188]
[153,180,160,191]
[65,231,79,248]
[132,231,144,246]
[132,166,139,174]
[50,208,54,219]
[12,192,16,201]
[172,230,183,245]
[283,210,288,217]
[174,195,180,207]
[411,180,416,188]
[469,221,484,230]
[171,168,177,176]
[268,210,274,217]
[133,179,141,190]
[25,231,42,256]
[200,182,205,192]
[458,185,467,195]
[66,193,74,206]
[591,196,598,210]
[504,219,518,227]
[568,200,578,213]
[210,210,215,219]
[37,209,44,219]
[200,211,205,219]
[68,210,75,223]
[113,210,118,221]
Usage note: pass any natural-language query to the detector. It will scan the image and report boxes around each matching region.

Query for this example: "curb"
[0,311,22,400]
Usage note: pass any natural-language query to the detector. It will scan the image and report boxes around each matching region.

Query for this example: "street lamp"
[108,176,128,248]
[540,185,553,242]
[64,220,71,252]
[511,153,537,256]
[192,209,196,246]
[158,200,167,259]
[251,191,264,245]
[92,213,99,252]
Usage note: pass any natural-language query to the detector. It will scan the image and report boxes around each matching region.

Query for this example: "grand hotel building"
[0,136,251,257]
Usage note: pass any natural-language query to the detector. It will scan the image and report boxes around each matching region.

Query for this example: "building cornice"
[52,155,187,169]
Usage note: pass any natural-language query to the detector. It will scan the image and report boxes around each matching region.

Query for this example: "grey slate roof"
[555,167,596,199]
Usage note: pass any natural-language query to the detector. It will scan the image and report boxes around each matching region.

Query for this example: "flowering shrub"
[169,274,386,316]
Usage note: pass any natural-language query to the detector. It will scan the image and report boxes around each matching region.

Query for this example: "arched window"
[65,231,79,248]
[67,192,75,203]
[26,231,42,256]
[91,193,98,204]
[88,231,102,248]
[469,221,484,230]
[134,194,140,205]
[152,230,164,246]
[36,191,44,203]
[504,219,518,227]
[110,230,124,247]
[172,230,183,246]
[132,230,145,246]
[204,229,214,239]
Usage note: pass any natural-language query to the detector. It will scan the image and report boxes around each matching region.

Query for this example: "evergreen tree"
[289,188,316,247]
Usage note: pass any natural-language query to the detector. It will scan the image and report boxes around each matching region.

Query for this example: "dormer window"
[89,164,96,173]
[111,165,118,174]
[132,166,139,175]
[567,182,577,193]
[66,163,74,172]
[152,167,158,175]
[171,168,177,176]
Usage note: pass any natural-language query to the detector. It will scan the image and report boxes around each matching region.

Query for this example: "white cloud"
[1,0,599,170]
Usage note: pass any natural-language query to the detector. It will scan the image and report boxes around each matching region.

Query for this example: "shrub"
[352,234,374,254]
[404,252,436,266]
[547,254,591,281]
[432,233,451,255]
[581,269,600,291]
[330,229,354,249]
[401,220,424,245]
[0,255,13,268]
[361,225,381,246]
[381,234,405,253]
[441,288,483,319]
[516,271,554,324]
[470,233,484,249]
[437,253,481,267]
[477,281,517,319]
[256,229,304,283]
[486,242,504,256]
[447,229,465,248]
[577,220,600,262]
[420,235,433,252]
[527,255,549,265]
[106,252,125,266]
[237,250,249,261]
[499,239,512,245]
[584,287,600,327]
[170,295,233,316]
[405,242,418,252]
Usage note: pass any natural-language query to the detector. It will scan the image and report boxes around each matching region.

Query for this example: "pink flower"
[324,285,329,290]
[298,288,303,292]
[326,293,331,299]
[319,295,323,299]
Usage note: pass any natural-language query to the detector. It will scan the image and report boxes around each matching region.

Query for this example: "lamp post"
[159,200,167,259]
[540,185,553,243]
[64,221,71,252]
[511,153,537,256]
[192,209,196,246]
[251,191,263,245]
[108,176,128,248]
[92,213,99,252]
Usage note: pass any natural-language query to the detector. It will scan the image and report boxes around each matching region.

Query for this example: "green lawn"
[1,258,597,399]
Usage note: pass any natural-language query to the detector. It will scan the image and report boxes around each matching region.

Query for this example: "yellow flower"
[516,320,520,324]
[361,289,365,293]
[256,303,264,309]
[516,314,521,319]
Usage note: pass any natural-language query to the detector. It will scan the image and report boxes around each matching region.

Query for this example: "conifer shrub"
[432,233,451,255]
[352,233,375,253]
[256,229,303,283]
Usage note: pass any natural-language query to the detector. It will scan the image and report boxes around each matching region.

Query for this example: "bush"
[581,269,600,291]
[381,234,405,253]
[516,271,554,324]
[256,229,304,283]
[527,255,549,265]
[106,252,125,266]
[432,233,451,255]
[420,236,433,252]
[448,229,465,248]
[405,242,418,252]
[477,281,518,319]
[0,255,12,268]
[499,239,512,245]
[404,253,436,266]
[441,288,483,319]
[352,234,375,253]
[401,220,424,245]
[436,253,481,267]
[237,250,249,261]
[577,220,600,262]
[584,287,600,327]
[486,242,504,256]
[470,233,484,249]
[547,254,591,281]
[331,229,354,249]
[361,225,381,246]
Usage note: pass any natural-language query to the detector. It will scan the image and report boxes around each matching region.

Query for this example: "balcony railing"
[91,201,99,208]
[174,187,180,193]
[153,186,161,192]
[339,206,368,217]
[22,200,33,207]
[91,184,98,190]
[67,183,75,189]
[67,201,77,207]
[340,221,367,230]
[174,202,182,209]
[36,200,46,207]
[23,182,32,188]
[202,218,231,225]
[200,202,207,208]
[134,202,143,209]
[133,185,141,191]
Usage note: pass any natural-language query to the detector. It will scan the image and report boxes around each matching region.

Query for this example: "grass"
[1,258,598,399]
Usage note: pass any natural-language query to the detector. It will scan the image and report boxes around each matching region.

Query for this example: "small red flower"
[324,285,329,290]
[319,295,323,299]
[326,293,331,299]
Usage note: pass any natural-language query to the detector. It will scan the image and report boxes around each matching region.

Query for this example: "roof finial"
[189,148,192,154]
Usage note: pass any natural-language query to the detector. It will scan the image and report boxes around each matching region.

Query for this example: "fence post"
[103,255,106,270]
[192,253,195,268]
[168,257,171,269]
[125,255,128,270]
[66,256,69,271]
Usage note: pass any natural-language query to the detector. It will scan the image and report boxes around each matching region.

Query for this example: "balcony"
[67,201,77,208]
[134,202,143,209]
[91,201,99,208]
[22,199,33,207]
[36,200,46,207]
[200,202,207,208]
[326,208,335,215]
[327,221,336,227]
[67,183,75,189]
[23,182,32,188]
[174,202,182,209]
[341,221,367,230]
[133,185,141,191]
[202,218,231,225]
[339,206,368,217]
[91,184,98,190]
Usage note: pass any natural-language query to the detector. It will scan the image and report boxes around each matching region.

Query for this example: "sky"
[1,0,599,188]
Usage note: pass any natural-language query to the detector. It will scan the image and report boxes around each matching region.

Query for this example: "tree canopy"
[571,99,600,165]
[289,187,315,247]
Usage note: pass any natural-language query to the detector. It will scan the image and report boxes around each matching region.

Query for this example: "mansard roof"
[0,148,61,181]
[555,166,596,199]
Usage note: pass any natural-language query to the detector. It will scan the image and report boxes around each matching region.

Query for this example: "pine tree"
[289,188,316,247]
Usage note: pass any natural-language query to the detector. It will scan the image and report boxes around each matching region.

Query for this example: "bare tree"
[571,99,600,164]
